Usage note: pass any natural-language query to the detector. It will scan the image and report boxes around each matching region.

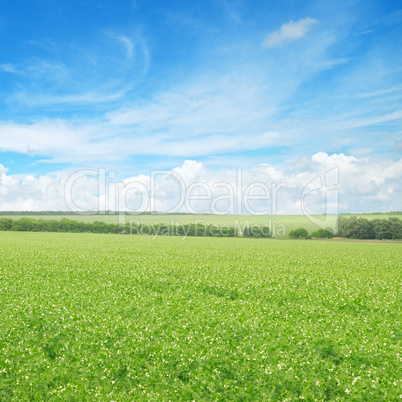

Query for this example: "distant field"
[0,232,400,400]
[0,213,396,236]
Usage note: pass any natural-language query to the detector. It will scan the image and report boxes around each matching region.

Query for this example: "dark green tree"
[288,228,309,239]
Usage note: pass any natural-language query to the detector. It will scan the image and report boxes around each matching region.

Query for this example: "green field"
[0,232,400,400]
[1,213,394,236]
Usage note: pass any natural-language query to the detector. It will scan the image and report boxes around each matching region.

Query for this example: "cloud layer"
[0,153,401,214]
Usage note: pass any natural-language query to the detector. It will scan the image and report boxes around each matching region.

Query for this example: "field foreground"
[0,232,401,400]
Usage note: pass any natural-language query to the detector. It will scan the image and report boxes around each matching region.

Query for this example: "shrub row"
[288,228,334,239]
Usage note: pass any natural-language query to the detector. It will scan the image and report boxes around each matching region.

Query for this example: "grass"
[0,232,401,400]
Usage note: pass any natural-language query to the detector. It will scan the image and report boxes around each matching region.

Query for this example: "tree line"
[289,216,402,240]
[0,216,400,240]
[337,216,402,240]
[0,218,272,238]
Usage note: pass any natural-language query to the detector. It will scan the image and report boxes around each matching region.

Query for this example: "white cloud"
[0,153,400,214]
[311,152,358,166]
[0,164,8,174]
[263,17,317,47]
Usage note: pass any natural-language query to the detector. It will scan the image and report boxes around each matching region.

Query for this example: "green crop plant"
[0,232,400,400]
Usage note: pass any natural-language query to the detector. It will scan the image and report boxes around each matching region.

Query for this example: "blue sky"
[0,0,401,212]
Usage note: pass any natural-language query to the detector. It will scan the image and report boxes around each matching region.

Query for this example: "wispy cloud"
[378,9,402,26]
[0,64,17,73]
[0,31,149,110]
[1,51,400,165]
[263,17,317,47]
[316,57,354,70]
[336,110,402,130]
[27,60,69,82]
[354,29,374,36]
[356,85,402,98]
[219,0,243,24]
[110,34,135,59]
